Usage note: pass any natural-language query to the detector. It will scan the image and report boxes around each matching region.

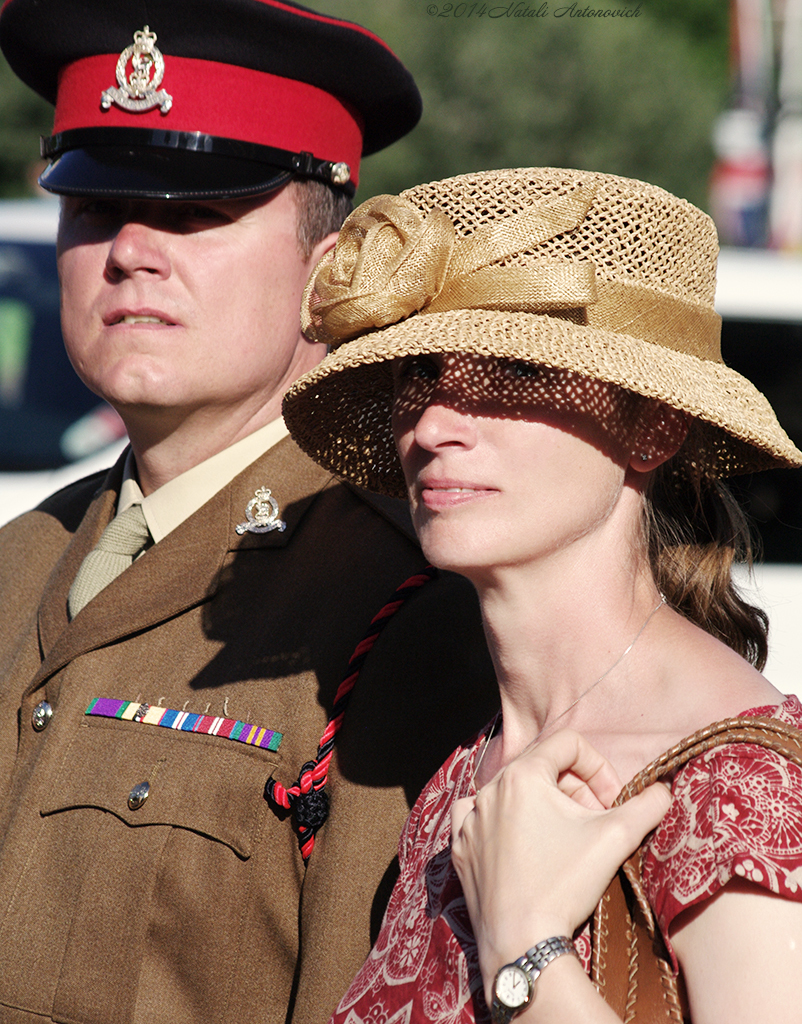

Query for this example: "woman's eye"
[398,357,439,382]
[505,360,541,380]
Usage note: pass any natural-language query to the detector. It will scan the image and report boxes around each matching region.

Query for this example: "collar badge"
[101,26,173,115]
[236,487,287,535]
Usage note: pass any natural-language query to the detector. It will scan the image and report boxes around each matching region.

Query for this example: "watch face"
[495,964,531,1009]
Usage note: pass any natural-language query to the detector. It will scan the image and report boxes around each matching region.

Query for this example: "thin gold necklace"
[472,595,666,786]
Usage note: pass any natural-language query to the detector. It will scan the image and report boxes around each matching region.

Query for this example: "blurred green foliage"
[0,54,52,197]
[0,0,729,207]
[316,0,730,208]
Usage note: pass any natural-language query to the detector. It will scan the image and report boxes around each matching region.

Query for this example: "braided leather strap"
[592,715,802,1023]
[264,566,438,861]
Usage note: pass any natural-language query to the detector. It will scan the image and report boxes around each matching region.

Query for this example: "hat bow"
[303,186,599,348]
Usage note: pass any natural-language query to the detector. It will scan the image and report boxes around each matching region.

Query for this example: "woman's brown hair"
[644,464,769,670]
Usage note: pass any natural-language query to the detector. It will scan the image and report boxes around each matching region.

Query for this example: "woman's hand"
[451,729,671,1004]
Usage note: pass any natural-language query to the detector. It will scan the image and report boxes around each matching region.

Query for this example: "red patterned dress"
[329,697,802,1024]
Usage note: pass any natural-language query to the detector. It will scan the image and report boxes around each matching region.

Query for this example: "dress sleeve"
[642,696,802,971]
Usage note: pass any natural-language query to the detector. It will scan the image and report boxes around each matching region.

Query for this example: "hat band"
[305,191,722,361]
[586,280,721,362]
[51,52,363,185]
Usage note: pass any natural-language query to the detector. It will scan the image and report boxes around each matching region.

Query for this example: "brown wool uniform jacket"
[0,437,496,1024]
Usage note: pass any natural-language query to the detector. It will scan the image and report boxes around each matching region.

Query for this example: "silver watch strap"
[518,934,578,979]
[491,935,578,1023]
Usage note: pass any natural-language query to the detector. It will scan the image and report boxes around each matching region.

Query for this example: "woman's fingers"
[449,729,674,974]
[610,781,673,856]
[451,795,475,838]
[525,729,624,809]
[532,730,671,829]
[557,769,616,811]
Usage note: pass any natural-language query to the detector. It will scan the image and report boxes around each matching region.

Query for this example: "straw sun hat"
[283,167,802,499]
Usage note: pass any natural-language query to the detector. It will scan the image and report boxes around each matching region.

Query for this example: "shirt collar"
[119,419,289,543]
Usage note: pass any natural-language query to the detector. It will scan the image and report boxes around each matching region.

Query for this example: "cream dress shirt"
[118,419,289,544]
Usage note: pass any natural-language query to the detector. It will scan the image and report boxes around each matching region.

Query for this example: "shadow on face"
[391,352,647,463]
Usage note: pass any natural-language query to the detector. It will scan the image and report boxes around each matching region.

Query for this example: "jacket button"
[128,782,150,810]
[31,701,53,732]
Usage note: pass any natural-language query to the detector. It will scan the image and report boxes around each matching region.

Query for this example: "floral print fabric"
[643,695,802,969]
[329,696,802,1024]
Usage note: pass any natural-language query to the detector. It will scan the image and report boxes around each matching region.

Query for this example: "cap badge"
[101,26,173,115]
[236,487,287,535]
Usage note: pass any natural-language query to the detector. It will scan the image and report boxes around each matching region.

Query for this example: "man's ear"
[307,230,339,269]
[629,404,690,472]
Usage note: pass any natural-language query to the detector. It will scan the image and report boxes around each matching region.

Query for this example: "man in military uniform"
[0,3,495,1022]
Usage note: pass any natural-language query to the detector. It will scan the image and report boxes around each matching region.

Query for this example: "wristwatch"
[490,935,578,1023]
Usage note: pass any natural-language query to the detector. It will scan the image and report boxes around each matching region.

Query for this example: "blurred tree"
[0,0,729,207]
[645,0,729,64]
[315,0,729,208]
[0,54,52,197]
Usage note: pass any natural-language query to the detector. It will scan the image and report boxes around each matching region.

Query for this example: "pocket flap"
[40,721,279,858]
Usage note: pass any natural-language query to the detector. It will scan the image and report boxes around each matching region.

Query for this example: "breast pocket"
[0,719,287,1024]
[40,718,278,856]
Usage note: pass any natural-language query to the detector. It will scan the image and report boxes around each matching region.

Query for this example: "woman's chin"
[418,535,489,579]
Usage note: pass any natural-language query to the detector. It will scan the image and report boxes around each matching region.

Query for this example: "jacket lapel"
[36,456,124,659]
[31,438,334,691]
[223,435,335,553]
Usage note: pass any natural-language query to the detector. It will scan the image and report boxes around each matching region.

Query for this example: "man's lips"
[104,309,178,326]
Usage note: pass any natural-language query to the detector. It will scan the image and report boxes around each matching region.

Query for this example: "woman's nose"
[411,396,478,452]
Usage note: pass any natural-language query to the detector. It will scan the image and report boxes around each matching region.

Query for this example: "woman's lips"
[418,481,498,510]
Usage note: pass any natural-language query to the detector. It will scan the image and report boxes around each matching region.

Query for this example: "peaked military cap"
[0,0,422,199]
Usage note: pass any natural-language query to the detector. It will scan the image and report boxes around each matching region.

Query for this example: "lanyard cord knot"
[264,565,438,861]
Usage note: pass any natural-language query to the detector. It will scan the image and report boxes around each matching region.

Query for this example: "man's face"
[56,186,330,437]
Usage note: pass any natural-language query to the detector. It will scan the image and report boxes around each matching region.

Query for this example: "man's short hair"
[290,179,352,260]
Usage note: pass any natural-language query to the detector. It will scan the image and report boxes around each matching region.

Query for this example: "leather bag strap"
[591,714,802,1022]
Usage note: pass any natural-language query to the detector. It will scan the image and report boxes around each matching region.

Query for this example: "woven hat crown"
[285,167,802,498]
[400,167,717,309]
[302,167,720,357]
[406,168,717,301]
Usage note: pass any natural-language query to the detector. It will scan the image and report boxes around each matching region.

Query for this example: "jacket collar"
[32,437,335,693]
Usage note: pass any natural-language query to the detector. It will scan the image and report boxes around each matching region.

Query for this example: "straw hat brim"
[284,307,802,500]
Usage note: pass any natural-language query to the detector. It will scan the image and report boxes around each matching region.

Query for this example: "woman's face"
[391,352,644,584]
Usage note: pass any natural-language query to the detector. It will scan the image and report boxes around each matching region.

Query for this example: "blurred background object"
[709,0,774,248]
[312,0,729,209]
[770,0,802,250]
[710,0,802,252]
[0,200,127,473]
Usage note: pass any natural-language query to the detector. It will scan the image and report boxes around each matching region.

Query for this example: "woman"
[283,168,802,1023]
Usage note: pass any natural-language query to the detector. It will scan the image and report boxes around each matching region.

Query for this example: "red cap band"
[54,53,364,184]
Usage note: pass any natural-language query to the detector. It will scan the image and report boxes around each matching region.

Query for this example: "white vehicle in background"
[0,199,127,524]
[716,248,802,696]
[0,201,799,691]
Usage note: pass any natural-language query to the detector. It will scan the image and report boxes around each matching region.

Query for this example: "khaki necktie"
[68,504,151,618]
